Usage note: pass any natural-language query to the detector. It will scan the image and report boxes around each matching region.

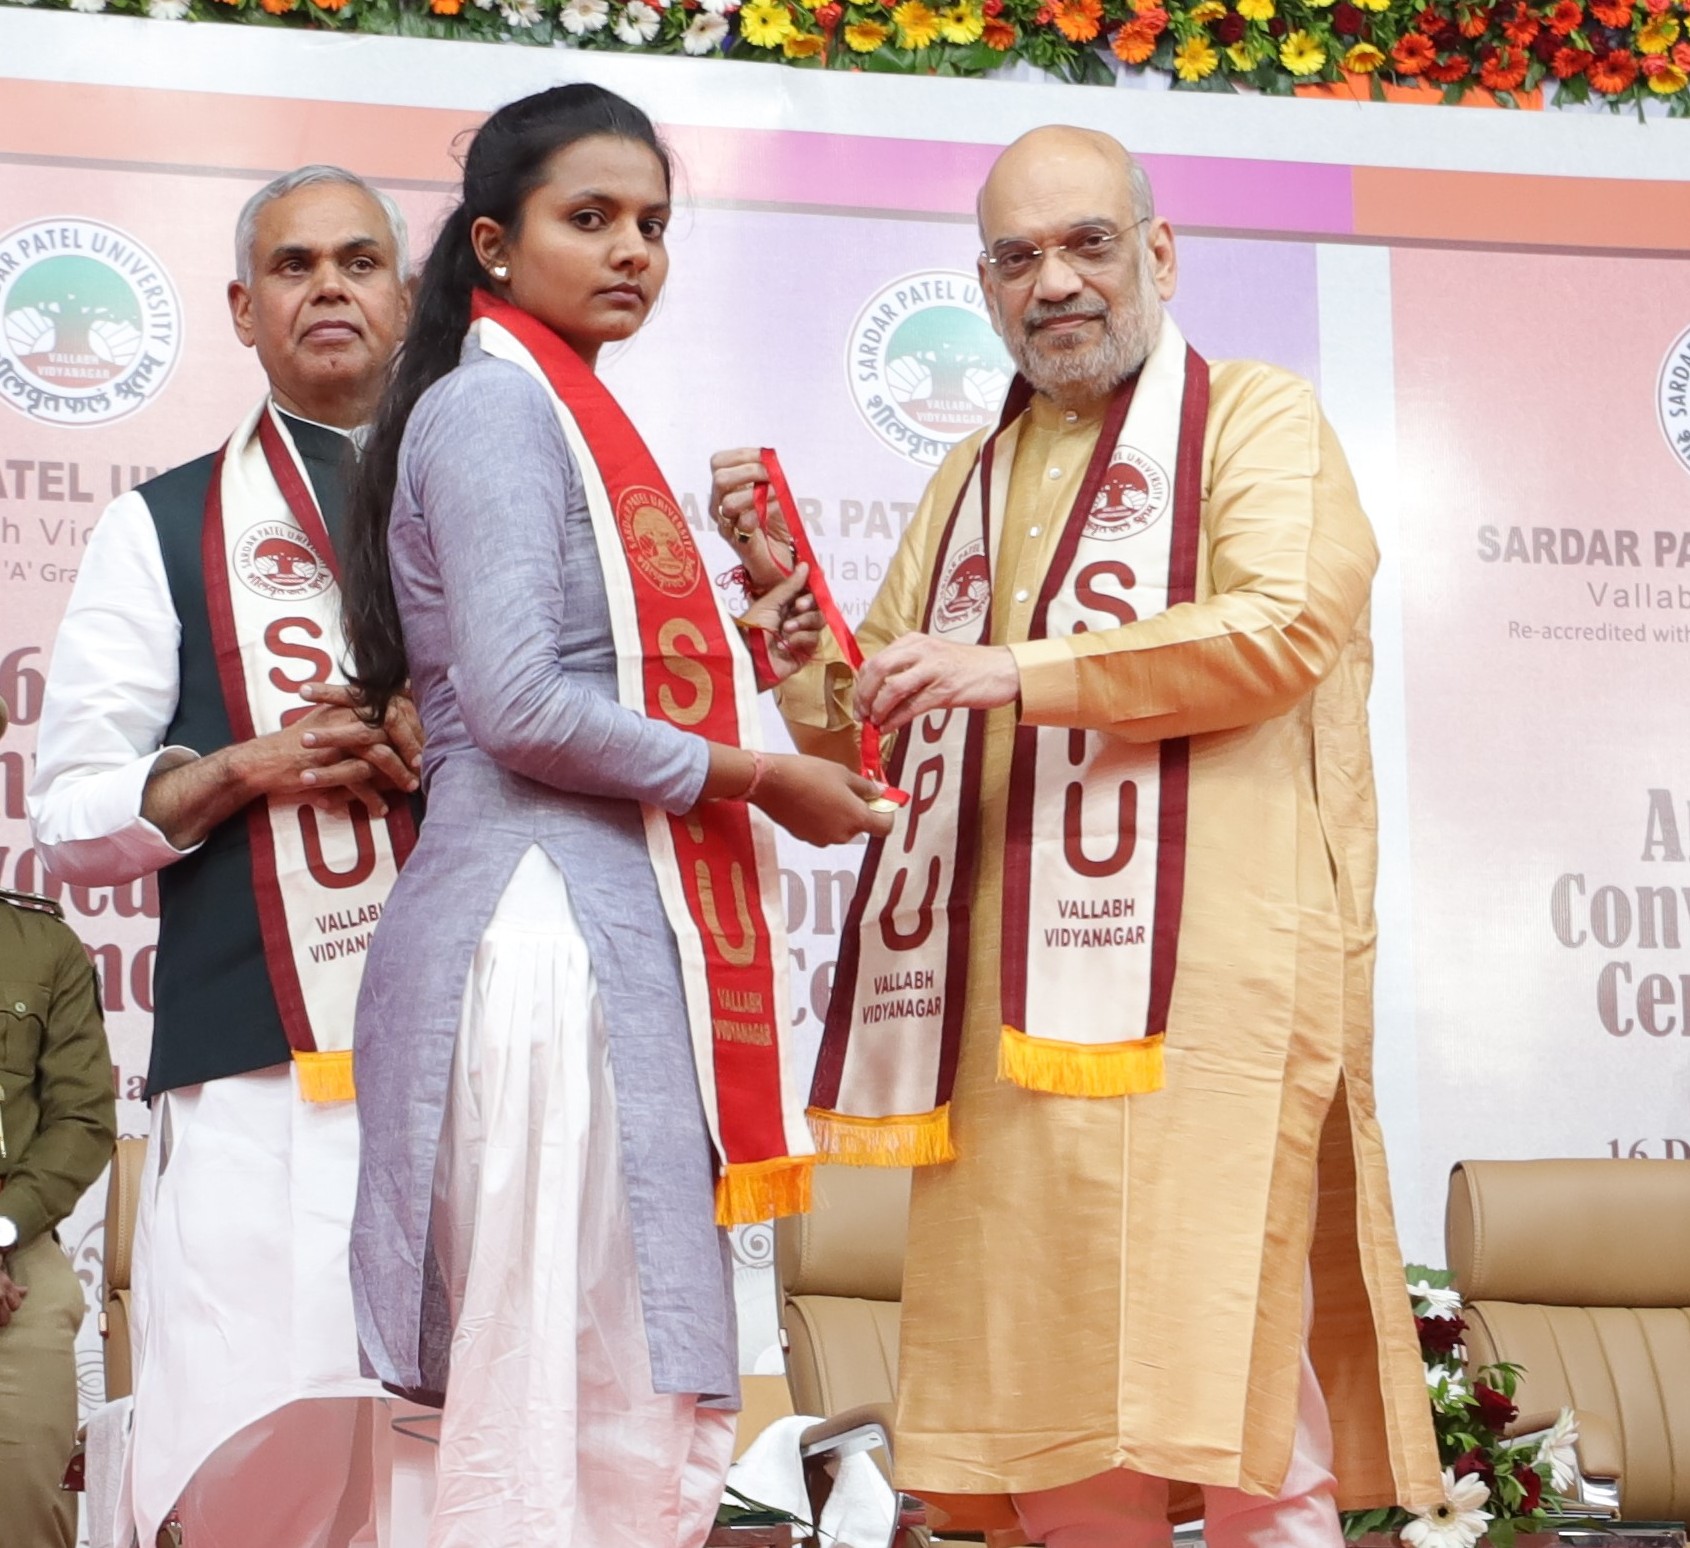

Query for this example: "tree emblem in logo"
[617,486,700,597]
[849,270,1011,468]
[1085,449,1168,540]
[0,219,182,428]
[1659,325,1690,479]
[236,523,334,600]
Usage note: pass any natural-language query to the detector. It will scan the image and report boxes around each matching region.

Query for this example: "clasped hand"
[251,682,424,818]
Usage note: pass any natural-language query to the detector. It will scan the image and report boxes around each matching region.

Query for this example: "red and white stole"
[810,318,1207,1166]
[202,401,416,1102]
[470,294,812,1228]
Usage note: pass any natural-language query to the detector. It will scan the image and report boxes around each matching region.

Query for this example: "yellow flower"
[783,27,825,50]
[843,15,890,45]
[1226,37,1262,64]
[1342,39,1386,68]
[1278,26,1326,70]
[1646,59,1688,89]
[1235,0,1274,18]
[937,0,983,38]
[893,0,941,43]
[1189,0,1225,18]
[1637,13,1680,50]
[1173,32,1220,74]
[1351,0,1388,11]
[739,0,796,43]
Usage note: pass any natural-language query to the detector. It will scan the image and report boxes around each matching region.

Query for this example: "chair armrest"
[1507,1408,1621,1518]
[799,1404,894,1461]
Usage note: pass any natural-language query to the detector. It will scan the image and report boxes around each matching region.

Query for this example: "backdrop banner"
[2,10,1687,1416]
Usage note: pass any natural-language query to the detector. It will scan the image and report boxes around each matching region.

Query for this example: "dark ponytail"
[342,83,672,723]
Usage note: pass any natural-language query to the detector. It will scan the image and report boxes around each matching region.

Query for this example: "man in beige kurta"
[713,127,1440,1546]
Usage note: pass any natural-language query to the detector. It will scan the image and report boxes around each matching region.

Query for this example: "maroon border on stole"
[256,414,418,868]
[809,407,1014,1114]
[998,374,1138,1030]
[1144,347,1210,1033]
[201,436,319,1055]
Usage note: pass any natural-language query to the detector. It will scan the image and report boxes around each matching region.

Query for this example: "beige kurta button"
[1014,588,1030,602]
[1028,525,1041,537]
[1047,467,1062,480]
[1064,410,1078,423]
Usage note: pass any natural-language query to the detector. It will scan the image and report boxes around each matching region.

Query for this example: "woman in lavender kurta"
[338,87,890,1547]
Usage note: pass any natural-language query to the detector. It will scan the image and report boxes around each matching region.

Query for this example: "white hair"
[235,165,410,286]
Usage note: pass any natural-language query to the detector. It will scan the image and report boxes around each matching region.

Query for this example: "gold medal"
[867,795,900,814]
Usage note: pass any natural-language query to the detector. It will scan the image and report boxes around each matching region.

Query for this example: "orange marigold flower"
[1587,0,1631,24]
[1501,2,1539,40]
[1586,45,1639,85]
[1427,50,1473,74]
[430,0,464,13]
[1112,17,1158,55]
[1457,5,1491,35]
[983,12,1017,42]
[1546,0,1581,30]
[1552,42,1593,69]
[1479,40,1530,79]
[1393,30,1438,66]
[1051,0,1103,38]
[259,0,297,14]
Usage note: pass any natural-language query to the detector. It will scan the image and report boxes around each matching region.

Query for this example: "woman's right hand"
[754,753,895,847]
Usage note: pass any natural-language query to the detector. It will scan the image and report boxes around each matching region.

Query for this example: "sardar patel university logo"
[0,218,182,428]
[1660,324,1690,479]
[848,270,1012,467]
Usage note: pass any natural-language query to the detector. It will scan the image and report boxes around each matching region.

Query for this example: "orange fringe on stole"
[715,1157,814,1227]
[998,1027,1165,1097]
[805,1104,956,1167]
[293,1049,356,1103]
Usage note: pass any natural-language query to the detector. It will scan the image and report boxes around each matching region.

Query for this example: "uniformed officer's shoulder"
[0,886,65,920]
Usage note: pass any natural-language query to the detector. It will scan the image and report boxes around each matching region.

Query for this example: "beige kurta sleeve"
[774,429,988,763]
[1009,363,1378,742]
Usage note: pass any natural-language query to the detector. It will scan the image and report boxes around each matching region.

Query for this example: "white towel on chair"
[727,1414,896,1548]
[84,1396,132,1548]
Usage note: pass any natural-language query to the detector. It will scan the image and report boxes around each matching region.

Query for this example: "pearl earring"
[490,263,510,282]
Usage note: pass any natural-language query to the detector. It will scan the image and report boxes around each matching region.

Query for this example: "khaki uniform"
[0,888,118,1548]
[781,361,1441,1517]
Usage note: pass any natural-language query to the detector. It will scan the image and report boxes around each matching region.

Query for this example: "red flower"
[1480,41,1531,82]
[1334,3,1366,33]
[1267,15,1288,33]
[1502,2,1540,41]
[1675,38,1690,65]
[1547,0,1582,26]
[1136,5,1169,33]
[1111,18,1157,56]
[1214,10,1246,41]
[1473,1381,1519,1433]
[1452,1445,1496,1487]
[1532,26,1562,56]
[1427,51,1472,74]
[1415,1313,1467,1354]
[1588,0,1632,24]
[1458,4,1493,33]
[983,0,1003,12]
[1393,31,1439,66]
[1515,1464,1545,1513]
[1587,45,1640,85]
[1552,40,1593,67]
[983,14,1018,43]
[815,2,841,24]
[1433,20,1464,45]
[1416,4,1448,32]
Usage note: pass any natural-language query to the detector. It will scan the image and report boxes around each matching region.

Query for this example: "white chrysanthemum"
[147,0,190,15]
[612,0,660,38]
[1402,1470,1492,1548]
[501,0,542,23]
[682,9,728,47]
[1538,1408,1580,1496]
[1410,1279,1464,1319]
[559,0,610,29]
[1425,1363,1468,1401]
[699,0,741,14]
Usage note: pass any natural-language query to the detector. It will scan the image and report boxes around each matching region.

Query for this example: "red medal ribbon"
[753,448,908,806]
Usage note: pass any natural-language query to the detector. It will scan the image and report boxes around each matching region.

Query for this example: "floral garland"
[1341,1266,1582,1548]
[9,0,1687,113]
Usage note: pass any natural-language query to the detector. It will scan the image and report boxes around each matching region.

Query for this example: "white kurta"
[27,446,391,1547]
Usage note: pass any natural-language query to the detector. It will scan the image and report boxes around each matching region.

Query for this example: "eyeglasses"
[981,219,1149,287]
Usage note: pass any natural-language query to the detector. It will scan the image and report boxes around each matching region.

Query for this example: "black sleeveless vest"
[142,412,354,1096]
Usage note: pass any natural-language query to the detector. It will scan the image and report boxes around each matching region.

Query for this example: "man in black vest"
[30,166,419,1548]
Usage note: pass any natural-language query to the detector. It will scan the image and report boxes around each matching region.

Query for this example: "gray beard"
[1006,260,1164,404]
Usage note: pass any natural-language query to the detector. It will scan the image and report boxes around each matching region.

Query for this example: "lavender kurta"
[350,342,738,1406]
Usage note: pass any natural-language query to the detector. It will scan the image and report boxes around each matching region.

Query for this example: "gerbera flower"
[938,1,985,38]
[1402,1470,1492,1548]
[1537,1410,1580,1495]
[1546,0,1581,28]
[1479,41,1530,81]
[1173,33,1220,73]
[1501,3,1539,42]
[1409,1279,1464,1318]
[1587,45,1639,86]
[682,8,729,45]
[1637,12,1680,49]
[1350,0,1387,13]
[1393,30,1437,67]
[781,26,823,49]
[1342,38,1386,65]
[1644,53,1688,84]
[892,0,942,43]
[1112,18,1158,55]
[1587,0,1632,25]
[843,15,890,44]
[1278,27,1327,68]
[1190,0,1226,18]
[1237,0,1275,18]
[1227,36,1264,62]
[560,0,611,31]
[147,0,191,15]
[983,13,1017,42]
[1051,0,1103,38]
[500,0,541,26]
[1457,5,1491,35]
[1552,42,1594,70]
[1134,4,1168,31]
[613,0,662,39]
[258,0,294,14]
[740,0,796,41]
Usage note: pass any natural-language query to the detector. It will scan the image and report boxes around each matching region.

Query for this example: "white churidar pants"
[426,845,735,1548]
[1012,1346,1342,1548]
[115,1063,393,1548]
